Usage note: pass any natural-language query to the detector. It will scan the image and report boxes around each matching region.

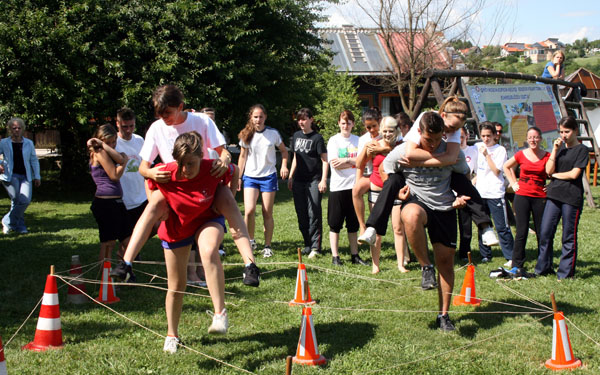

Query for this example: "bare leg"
[329,232,340,257]
[348,231,358,255]
[370,235,381,274]
[187,251,202,283]
[261,191,276,247]
[401,204,431,267]
[352,176,371,234]
[243,187,259,241]
[164,245,191,337]
[213,185,255,264]
[392,205,408,272]
[123,190,168,263]
[433,243,455,316]
[100,240,116,261]
[197,223,226,314]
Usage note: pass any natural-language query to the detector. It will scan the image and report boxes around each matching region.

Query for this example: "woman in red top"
[147,131,241,353]
[503,127,550,277]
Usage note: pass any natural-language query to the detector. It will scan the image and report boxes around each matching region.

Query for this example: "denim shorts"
[161,216,226,249]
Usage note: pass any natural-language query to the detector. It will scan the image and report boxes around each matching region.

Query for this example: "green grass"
[2,181,600,374]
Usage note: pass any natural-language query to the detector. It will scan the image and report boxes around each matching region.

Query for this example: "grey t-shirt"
[382,141,469,211]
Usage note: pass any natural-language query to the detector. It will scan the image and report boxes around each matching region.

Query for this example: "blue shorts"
[242,172,278,192]
[162,216,226,250]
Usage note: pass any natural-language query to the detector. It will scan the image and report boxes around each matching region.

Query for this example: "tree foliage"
[0,0,330,184]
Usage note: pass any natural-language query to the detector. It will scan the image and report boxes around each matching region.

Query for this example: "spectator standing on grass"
[327,110,367,268]
[237,104,289,258]
[87,124,129,261]
[474,122,514,266]
[288,108,327,259]
[0,117,41,234]
[535,116,588,279]
[503,126,550,278]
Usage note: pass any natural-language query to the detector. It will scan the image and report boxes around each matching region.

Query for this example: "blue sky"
[322,0,600,45]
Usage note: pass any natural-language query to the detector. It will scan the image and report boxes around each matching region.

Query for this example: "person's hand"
[453,195,471,209]
[0,164,4,174]
[280,165,289,180]
[34,179,41,187]
[120,153,129,165]
[397,185,410,201]
[330,158,344,168]
[553,137,563,150]
[149,165,171,183]
[318,179,327,193]
[87,137,102,150]
[210,159,228,178]
[479,145,488,157]
[398,156,420,168]
[288,177,293,190]
[511,182,520,192]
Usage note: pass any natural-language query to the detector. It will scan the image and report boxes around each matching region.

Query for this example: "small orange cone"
[1,336,7,375]
[67,255,87,304]
[95,261,120,304]
[22,271,64,351]
[453,253,480,306]
[292,307,326,366]
[289,263,316,306]
[545,293,581,370]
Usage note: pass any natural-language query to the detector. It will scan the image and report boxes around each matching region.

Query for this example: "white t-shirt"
[358,132,381,176]
[116,134,147,210]
[405,111,461,145]
[327,133,359,192]
[462,144,478,175]
[239,127,282,178]
[139,112,225,163]
[474,142,507,198]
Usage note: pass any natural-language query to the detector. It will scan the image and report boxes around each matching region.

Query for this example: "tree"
[0,0,330,185]
[355,0,486,117]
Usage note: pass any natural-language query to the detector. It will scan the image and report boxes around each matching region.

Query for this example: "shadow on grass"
[193,321,376,371]
[451,298,593,339]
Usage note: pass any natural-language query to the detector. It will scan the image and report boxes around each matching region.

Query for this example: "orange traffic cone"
[22,272,64,351]
[289,263,316,306]
[95,261,120,304]
[292,307,326,366]
[1,336,7,375]
[67,255,87,304]
[545,293,581,370]
[453,253,480,306]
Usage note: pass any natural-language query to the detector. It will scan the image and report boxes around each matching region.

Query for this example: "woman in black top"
[535,116,589,279]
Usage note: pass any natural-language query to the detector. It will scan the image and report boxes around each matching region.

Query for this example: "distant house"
[319,24,451,116]
[500,42,526,57]
[561,67,600,99]
[524,38,565,63]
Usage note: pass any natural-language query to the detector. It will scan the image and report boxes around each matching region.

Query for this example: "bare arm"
[95,149,127,181]
[278,142,289,179]
[287,152,297,190]
[88,138,126,164]
[546,139,562,175]
[318,153,328,193]
[229,164,240,196]
[139,160,171,183]
[547,63,563,79]
[480,146,501,176]
[237,147,248,177]
[405,140,460,167]
[552,168,583,180]
[503,156,519,191]
[210,145,231,178]
[355,145,371,181]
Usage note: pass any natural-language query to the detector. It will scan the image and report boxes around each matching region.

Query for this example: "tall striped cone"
[66,255,87,304]
[0,336,7,375]
[452,264,480,306]
[292,307,326,366]
[22,274,64,351]
[289,263,315,306]
[545,311,581,370]
[95,261,120,304]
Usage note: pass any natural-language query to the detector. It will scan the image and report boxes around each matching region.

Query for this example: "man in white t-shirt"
[114,108,148,256]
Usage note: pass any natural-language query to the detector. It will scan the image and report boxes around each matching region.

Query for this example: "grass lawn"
[2,179,600,374]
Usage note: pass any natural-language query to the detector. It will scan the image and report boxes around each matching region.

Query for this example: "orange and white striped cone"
[289,263,315,306]
[66,255,87,304]
[545,311,582,370]
[95,261,120,304]
[22,274,64,351]
[0,336,7,375]
[453,264,480,306]
[292,307,326,366]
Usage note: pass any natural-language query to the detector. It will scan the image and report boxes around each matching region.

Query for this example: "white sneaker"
[357,227,376,246]
[504,260,513,268]
[481,227,499,246]
[263,246,273,258]
[250,239,257,250]
[163,336,181,354]
[307,249,321,259]
[2,223,10,234]
[207,309,229,334]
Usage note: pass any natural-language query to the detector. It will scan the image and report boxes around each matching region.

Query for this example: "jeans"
[2,173,32,232]
[292,179,322,251]
[535,199,581,279]
[478,198,514,260]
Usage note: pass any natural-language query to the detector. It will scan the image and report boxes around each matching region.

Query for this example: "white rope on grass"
[357,312,555,374]
[305,264,422,285]
[131,260,297,267]
[447,292,553,313]
[55,275,256,375]
[53,259,104,275]
[563,315,600,347]
[494,280,554,311]
[3,296,43,348]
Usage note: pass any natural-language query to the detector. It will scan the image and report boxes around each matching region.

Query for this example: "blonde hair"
[439,96,468,121]
[380,116,399,144]
[553,50,565,59]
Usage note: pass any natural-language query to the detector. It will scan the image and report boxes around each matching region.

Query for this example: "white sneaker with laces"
[504,260,513,268]
[2,223,10,234]
[163,336,181,354]
[357,227,376,246]
[250,239,257,250]
[207,309,229,334]
[481,227,499,246]
[263,246,273,258]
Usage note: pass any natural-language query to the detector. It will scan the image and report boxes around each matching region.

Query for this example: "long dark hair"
[296,108,318,132]
[238,104,266,144]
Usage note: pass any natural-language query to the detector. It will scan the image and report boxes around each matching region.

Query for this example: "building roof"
[565,67,600,90]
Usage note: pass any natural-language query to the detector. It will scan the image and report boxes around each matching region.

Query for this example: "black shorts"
[402,196,457,249]
[327,189,359,233]
[125,200,148,237]
[91,197,130,243]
